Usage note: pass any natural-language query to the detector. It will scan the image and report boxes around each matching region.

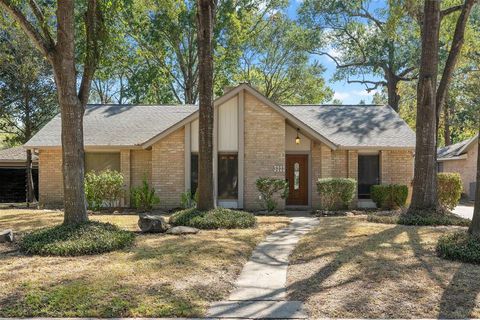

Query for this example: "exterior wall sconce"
[295,128,301,144]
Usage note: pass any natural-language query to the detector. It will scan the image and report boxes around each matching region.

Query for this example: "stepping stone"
[208,300,307,319]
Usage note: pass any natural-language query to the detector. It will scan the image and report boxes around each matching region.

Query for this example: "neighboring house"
[25,84,415,210]
[0,146,38,202]
[438,134,479,200]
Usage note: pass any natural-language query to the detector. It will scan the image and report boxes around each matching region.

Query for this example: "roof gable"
[438,134,478,160]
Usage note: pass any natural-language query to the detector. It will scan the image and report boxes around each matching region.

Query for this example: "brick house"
[438,134,478,200]
[25,84,415,210]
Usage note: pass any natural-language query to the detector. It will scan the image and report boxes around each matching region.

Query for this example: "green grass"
[20,221,135,256]
[437,231,480,264]
[170,208,256,229]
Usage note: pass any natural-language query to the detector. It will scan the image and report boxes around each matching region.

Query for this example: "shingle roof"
[25,86,416,150]
[438,134,478,159]
[280,104,416,148]
[0,146,38,161]
[25,104,198,148]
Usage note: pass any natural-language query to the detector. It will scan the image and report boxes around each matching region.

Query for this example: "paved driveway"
[453,205,474,220]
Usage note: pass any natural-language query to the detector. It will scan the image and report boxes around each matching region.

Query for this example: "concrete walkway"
[453,204,474,220]
[207,214,319,319]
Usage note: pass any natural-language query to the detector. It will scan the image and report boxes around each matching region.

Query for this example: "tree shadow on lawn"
[288,221,480,318]
[0,275,205,318]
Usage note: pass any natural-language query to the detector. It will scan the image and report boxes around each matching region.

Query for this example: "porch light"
[295,128,301,144]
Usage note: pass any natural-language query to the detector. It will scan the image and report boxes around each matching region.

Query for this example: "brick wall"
[38,149,63,208]
[380,150,414,201]
[244,92,285,210]
[131,149,152,187]
[442,142,478,196]
[151,127,185,208]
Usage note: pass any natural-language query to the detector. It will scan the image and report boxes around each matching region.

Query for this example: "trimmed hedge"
[170,208,256,229]
[437,172,463,211]
[255,177,289,212]
[85,170,125,211]
[317,178,356,210]
[371,184,408,209]
[437,231,480,264]
[20,221,135,256]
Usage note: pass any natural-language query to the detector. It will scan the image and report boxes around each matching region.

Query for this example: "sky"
[285,0,385,105]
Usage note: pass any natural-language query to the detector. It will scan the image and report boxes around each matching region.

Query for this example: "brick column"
[348,150,358,206]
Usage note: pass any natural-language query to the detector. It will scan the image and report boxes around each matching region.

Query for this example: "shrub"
[397,212,470,227]
[180,189,198,209]
[371,184,408,209]
[316,178,356,210]
[255,177,289,212]
[170,207,256,229]
[366,214,400,224]
[20,221,135,256]
[437,172,463,210]
[130,177,160,212]
[437,231,480,264]
[85,170,125,210]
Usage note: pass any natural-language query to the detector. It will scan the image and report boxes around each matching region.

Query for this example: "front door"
[286,155,308,205]
[358,155,380,199]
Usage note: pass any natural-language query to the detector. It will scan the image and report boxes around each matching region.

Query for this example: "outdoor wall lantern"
[295,128,301,145]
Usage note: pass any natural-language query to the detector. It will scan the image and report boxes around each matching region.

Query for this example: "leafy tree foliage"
[299,0,420,112]
[236,13,333,104]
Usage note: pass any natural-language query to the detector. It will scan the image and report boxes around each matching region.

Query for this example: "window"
[218,154,238,199]
[191,153,198,194]
[85,152,120,173]
[294,162,300,190]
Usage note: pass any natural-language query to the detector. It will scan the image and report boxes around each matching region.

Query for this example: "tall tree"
[409,0,441,211]
[468,133,480,236]
[299,0,420,112]
[409,0,476,212]
[196,0,216,210]
[0,17,58,203]
[236,13,333,104]
[0,0,108,224]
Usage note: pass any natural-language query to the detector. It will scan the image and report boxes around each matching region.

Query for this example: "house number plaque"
[273,165,285,173]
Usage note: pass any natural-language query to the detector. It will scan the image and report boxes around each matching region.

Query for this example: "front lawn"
[287,216,480,319]
[0,209,289,317]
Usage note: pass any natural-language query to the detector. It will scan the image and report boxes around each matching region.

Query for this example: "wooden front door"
[286,155,308,205]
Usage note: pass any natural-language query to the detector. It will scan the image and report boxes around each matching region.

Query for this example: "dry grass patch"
[0,209,289,317]
[287,216,480,319]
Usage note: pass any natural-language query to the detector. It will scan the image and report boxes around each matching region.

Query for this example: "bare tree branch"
[441,4,464,18]
[28,0,55,49]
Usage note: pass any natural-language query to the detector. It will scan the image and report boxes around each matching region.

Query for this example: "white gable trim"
[142,83,339,150]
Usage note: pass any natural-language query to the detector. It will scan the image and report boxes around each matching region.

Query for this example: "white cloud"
[332,89,378,104]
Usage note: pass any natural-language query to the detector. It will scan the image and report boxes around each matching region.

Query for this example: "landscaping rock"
[166,226,199,235]
[0,229,14,243]
[138,215,169,233]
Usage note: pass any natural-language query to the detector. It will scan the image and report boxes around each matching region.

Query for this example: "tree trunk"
[408,0,440,212]
[55,0,88,224]
[444,97,452,146]
[196,0,216,211]
[26,149,36,206]
[468,132,480,236]
[386,76,400,113]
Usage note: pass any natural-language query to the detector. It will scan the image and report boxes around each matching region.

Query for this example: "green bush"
[85,170,125,211]
[371,184,408,209]
[130,177,160,212]
[20,221,135,256]
[180,189,199,209]
[437,172,463,210]
[170,207,256,229]
[398,212,470,226]
[316,178,356,210]
[437,231,480,264]
[255,177,289,212]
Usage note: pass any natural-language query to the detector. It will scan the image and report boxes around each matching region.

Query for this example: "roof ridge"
[280,104,386,107]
